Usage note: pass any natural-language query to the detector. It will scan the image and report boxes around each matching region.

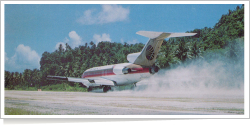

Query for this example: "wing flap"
[47,75,91,87]
[94,78,115,86]
[47,75,89,83]
[47,75,68,81]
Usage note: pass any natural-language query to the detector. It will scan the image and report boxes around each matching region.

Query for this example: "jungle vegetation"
[4,5,244,91]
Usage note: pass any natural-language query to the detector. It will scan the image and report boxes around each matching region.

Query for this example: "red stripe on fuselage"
[82,67,150,78]
[82,68,115,78]
[83,72,116,78]
[129,68,150,74]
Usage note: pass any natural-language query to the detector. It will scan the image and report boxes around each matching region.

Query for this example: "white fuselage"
[81,63,152,86]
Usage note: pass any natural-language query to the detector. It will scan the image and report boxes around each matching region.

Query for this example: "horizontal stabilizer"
[136,31,167,39]
[136,31,196,39]
[167,32,197,38]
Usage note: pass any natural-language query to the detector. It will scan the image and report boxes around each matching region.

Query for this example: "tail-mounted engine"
[113,64,132,75]
[122,68,131,74]
[113,63,158,75]
[149,65,159,74]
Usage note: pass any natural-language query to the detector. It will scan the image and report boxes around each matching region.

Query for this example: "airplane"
[47,31,196,92]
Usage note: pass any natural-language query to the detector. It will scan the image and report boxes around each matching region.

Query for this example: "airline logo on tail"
[133,31,197,66]
[146,45,154,60]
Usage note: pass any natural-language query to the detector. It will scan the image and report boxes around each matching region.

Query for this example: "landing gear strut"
[87,86,111,93]
[87,87,93,92]
[103,86,111,93]
[134,83,137,87]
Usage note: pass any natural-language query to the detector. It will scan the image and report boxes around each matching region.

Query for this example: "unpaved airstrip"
[5,89,244,115]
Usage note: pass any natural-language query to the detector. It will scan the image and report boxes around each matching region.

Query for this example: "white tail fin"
[130,31,196,66]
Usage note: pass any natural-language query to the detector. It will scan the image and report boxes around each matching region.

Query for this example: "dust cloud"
[132,56,244,98]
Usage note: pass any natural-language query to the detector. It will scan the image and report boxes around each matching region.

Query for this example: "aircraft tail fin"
[131,31,196,66]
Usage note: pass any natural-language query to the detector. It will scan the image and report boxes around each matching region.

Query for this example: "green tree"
[23,69,32,89]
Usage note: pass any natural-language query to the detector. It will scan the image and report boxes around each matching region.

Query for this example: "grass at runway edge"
[5,107,54,115]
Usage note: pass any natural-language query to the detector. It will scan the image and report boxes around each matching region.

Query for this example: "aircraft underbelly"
[101,72,151,85]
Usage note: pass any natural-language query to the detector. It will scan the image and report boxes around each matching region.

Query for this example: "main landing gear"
[87,86,112,93]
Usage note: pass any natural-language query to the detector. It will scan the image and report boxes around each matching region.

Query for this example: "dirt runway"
[4,90,244,115]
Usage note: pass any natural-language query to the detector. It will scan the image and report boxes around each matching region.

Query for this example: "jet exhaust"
[149,65,159,74]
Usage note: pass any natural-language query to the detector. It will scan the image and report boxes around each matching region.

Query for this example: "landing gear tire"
[103,86,111,93]
[131,83,137,90]
[87,87,92,92]
[87,86,111,92]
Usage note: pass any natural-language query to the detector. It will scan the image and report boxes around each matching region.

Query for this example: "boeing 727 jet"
[47,31,196,92]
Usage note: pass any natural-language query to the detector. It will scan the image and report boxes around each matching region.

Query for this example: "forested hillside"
[5,5,244,91]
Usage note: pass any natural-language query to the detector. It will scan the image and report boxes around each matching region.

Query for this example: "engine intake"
[122,68,131,74]
[149,65,159,74]
[113,63,132,75]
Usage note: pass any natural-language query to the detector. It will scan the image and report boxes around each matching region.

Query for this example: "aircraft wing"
[127,31,196,66]
[91,77,115,86]
[47,75,115,87]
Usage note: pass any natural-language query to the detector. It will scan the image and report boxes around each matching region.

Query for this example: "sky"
[3,3,243,72]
